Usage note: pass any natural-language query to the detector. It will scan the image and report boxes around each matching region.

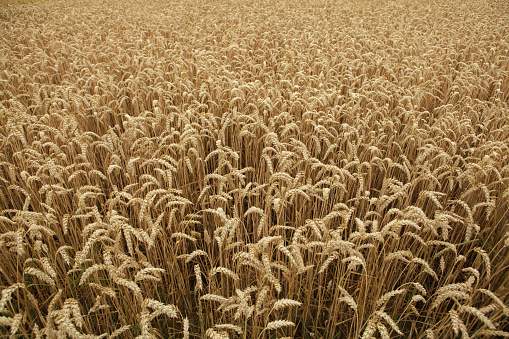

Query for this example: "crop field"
[0,0,508,337]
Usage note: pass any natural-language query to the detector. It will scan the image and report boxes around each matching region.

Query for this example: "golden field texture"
[0,0,509,337]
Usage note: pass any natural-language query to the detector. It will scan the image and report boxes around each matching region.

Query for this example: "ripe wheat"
[0,0,508,337]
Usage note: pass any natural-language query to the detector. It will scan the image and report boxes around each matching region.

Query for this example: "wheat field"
[0,0,508,338]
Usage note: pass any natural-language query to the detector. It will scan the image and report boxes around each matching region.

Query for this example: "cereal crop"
[0,0,508,337]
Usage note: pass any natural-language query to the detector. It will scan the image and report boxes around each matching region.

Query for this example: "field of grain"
[0,0,508,337]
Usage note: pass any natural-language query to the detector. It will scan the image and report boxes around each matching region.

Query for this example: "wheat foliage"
[0,0,508,337]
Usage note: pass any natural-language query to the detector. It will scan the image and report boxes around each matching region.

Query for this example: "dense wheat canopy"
[0,0,508,337]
